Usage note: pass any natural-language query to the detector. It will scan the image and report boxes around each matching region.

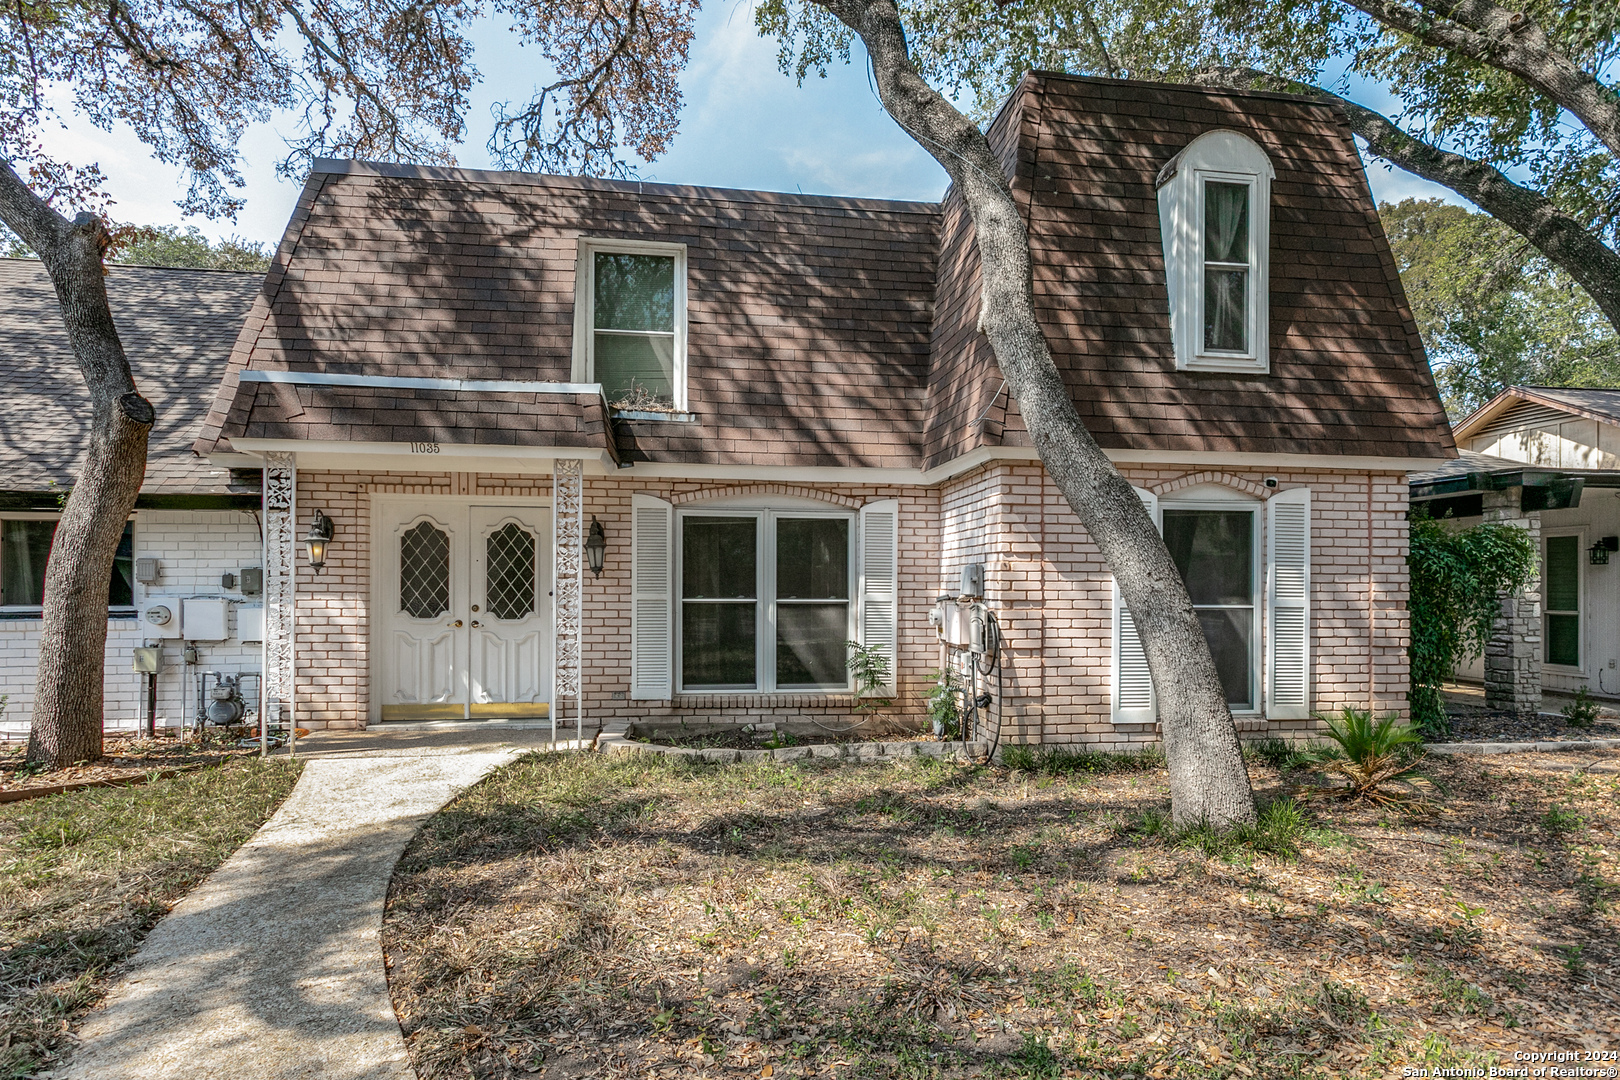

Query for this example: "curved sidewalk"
[58,738,540,1080]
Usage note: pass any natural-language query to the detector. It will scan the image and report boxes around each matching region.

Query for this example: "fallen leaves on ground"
[383,749,1619,1079]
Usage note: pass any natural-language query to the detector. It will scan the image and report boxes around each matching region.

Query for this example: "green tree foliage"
[5,225,274,272]
[1382,198,1620,417]
[756,0,1620,338]
[1406,512,1538,735]
[115,227,273,273]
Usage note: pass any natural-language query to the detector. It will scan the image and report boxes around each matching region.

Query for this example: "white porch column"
[262,452,296,734]
[552,459,584,740]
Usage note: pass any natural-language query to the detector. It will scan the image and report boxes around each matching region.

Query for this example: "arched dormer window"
[1155,130,1274,373]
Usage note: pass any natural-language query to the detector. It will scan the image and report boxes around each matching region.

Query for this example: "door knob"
[470,620,482,628]
[451,619,464,628]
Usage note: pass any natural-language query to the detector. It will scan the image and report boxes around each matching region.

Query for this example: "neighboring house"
[1410,387,1620,713]
[0,259,263,738]
[184,73,1453,745]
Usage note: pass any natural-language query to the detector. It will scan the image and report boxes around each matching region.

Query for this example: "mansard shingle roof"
[199,73,1454,470]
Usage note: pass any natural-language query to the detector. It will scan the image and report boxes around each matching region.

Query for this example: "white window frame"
[570,237,689,411]
[1543,528,1585,673]
[1158,494,1262,716]
[675,505,857,694]
[1156,130,1273,373]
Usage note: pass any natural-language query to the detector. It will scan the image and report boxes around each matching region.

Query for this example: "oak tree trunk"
[0,161,154,769]
[814,0,1257,826]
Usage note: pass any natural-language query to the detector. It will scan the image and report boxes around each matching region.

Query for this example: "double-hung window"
[1544,534,1581,668]
[1156,129,1273,373]
[1,518,134,616]
[573,240,687,412]
[678,510,854,693]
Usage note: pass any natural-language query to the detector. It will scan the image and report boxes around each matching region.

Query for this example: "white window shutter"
[1265,486,1311,719]
[857,499,900,696]
[1112,487,1159,724]
[630,494,674,699]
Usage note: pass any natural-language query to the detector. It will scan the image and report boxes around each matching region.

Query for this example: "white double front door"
[376,501,552,721]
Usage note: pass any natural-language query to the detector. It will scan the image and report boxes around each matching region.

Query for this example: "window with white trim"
[1155,130,1273,373]
[1,517,134,616]
[678,509,854,692]
[1544,532,1582,669]
[572,239,687,411]
[1162,502,1259,711]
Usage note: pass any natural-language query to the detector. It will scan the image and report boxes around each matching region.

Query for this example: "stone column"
[1481,488,1542,715]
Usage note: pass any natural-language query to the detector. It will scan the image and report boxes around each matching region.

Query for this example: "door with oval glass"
[468,506,552,717]
[378,502,551,722]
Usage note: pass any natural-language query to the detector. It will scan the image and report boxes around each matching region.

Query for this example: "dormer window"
[1156,130,1273,373]
[572,238,688,411]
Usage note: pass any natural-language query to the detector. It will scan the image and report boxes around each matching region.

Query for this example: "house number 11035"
[410,442,441,454]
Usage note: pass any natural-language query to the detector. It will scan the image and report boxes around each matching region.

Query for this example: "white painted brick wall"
[0,509,264,739]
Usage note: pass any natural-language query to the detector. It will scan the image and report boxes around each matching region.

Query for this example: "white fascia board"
[227,439,619,475]
[224,439,1452,484]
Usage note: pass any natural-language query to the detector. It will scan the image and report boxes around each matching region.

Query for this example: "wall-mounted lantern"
[304,510,335,573]
[1590,536,1619,566]
[585,517,607,578]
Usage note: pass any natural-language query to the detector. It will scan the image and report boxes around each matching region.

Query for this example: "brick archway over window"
[1150,471,1270,500]
[667,484,864,509]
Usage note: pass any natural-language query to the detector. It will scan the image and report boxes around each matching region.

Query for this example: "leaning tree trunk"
[0,161,154,769]
[813,0,1256,826]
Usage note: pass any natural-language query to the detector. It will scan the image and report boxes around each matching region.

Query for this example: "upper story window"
[572,239,687,412]
[1,518,134,616]
[1156,130,1273,373]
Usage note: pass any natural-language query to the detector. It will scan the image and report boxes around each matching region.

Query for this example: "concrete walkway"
[58,735,552,1080]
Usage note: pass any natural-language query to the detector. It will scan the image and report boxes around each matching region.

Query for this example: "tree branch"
[1194,65,1620,335]
[1342,0,1620,159]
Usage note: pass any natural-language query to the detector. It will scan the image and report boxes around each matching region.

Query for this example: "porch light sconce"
[585,517,607,578]
[1590,536,1619,566]
[304,510,335,573]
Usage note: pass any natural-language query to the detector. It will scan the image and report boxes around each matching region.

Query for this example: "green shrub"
[1561,686,1600,729]
[1317,708,1427,804]
[925,668,962,739]
[1407,513,1538,736]
[1000,743,1166,775]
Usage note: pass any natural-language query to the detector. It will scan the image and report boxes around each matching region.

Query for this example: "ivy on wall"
[1408,512,1539,735]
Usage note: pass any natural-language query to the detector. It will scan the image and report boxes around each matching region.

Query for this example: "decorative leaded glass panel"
[399,521,450,619]
[486,523,536,620]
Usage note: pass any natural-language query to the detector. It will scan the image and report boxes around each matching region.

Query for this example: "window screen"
[1203,181,1250,353]
[1545,535,1580,667]
[594,252,676,407]
[1163,509,1255,708]
[1,520,133,610]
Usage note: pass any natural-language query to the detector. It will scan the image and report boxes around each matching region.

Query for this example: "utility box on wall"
[180,598,228,641]
[238,605,264,643]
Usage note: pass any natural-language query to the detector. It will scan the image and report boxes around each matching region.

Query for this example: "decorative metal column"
[552,459,584,743]
[262,452,296,753]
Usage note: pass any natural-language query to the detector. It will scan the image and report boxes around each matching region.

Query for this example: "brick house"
[156,73,1451,744]
[0,259,263,738]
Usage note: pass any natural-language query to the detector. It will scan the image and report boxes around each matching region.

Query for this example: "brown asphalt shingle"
[1,259,263,495]
[199,74,1453,470]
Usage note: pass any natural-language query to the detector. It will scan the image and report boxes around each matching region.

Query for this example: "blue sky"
[34,0,1457,247]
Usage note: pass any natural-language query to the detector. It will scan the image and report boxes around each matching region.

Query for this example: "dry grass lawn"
[384,749,1618,1080]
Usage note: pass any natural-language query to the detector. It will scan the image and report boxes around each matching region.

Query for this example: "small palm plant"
[1315,708,1428,805]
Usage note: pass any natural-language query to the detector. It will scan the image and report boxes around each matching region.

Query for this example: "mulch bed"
[383,749,1619,1080]
[632,729,937,751]
[1440,705,1620,743]
[0,737,261,794]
